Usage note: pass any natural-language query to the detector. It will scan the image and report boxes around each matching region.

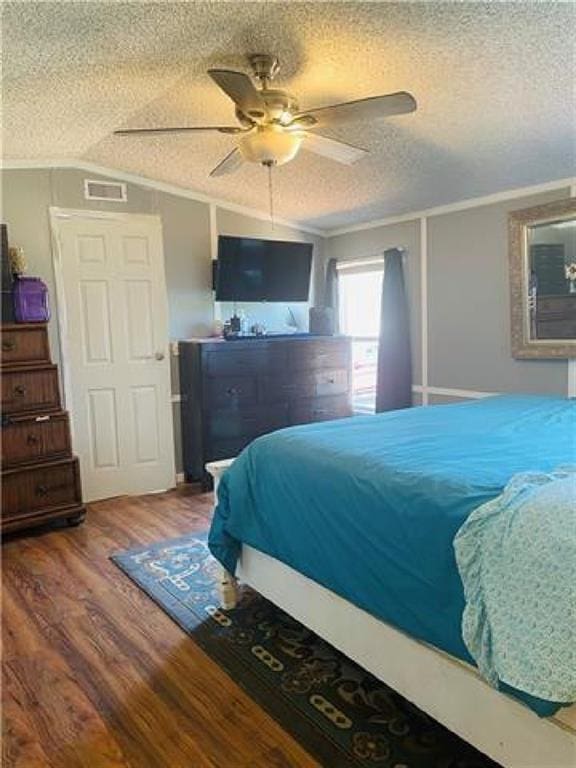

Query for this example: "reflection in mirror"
[527,219,576,341]
[509,199,576,359]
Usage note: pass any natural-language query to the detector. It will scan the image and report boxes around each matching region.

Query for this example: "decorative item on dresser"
[1,322,85,533]
[179,335,352,486]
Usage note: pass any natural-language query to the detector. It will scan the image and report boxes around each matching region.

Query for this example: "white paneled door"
[51,210,175,501]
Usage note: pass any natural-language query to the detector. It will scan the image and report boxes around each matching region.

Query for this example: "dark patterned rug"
[112,533,499,768]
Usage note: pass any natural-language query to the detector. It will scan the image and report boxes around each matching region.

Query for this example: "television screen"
[215,236,313,302]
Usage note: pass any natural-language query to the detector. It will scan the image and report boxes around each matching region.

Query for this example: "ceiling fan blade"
[114,125,246,136]
[302,132,368,165]
[208,69,266,119]
[293,91,417,130]
[209,147,244,178]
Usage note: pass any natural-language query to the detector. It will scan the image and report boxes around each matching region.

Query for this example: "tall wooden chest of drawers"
[179,335,352,484]
[1,323,86,533]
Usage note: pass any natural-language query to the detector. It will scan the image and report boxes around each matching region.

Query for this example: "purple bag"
[13,277,50,323]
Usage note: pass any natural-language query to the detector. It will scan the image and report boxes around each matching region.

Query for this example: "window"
[337,262,383,414]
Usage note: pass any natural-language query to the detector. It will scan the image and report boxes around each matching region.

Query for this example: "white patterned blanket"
[454,467,576,703]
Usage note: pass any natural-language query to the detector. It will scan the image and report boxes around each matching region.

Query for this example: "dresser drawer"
[536,319,576,339]
[207,405,289,441]
[1,324,50,367]
[314,368,349,397]
[204,376,257,408]
[288,339,350,371]
[2,458,82,521]
[537,296,576,314]
[1,365,60,414]
[2,411,71,467]
[204,345,287,377]
[261,368,349,403]
[290,395,352,425]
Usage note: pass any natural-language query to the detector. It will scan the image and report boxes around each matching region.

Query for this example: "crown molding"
[1,157,325,237]
[325,177,576,237]
[3,159,574,239]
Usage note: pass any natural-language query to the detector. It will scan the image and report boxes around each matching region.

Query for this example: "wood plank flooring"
[2,486,319,768]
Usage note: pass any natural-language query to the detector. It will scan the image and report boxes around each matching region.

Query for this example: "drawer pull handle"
[2,339,16,351]
[226,387,239,396]
[34,482,66,497]
[14,385,27,396]
[327,378,335,384]
[27,434,39,445]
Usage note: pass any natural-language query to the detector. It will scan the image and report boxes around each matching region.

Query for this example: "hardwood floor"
[2,486,319,768]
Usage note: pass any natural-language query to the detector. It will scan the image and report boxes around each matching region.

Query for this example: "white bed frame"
[206,460,576,768]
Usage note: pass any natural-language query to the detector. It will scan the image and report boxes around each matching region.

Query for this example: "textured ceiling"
[2,1,575,230]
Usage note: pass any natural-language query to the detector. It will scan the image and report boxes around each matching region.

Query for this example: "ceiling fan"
[114,54,417,177]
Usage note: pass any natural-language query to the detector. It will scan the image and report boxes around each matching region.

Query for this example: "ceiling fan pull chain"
[267,163,275,230]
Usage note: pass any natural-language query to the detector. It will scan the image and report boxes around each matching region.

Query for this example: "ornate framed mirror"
[509,198,576,359]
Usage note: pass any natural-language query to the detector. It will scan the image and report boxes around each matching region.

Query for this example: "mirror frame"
[509,197,576,359]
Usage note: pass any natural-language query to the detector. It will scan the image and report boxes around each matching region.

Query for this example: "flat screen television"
[215,235,313,302]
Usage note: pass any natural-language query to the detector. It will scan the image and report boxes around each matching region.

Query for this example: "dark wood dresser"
[1,323,85,533]
[179,335,352,484]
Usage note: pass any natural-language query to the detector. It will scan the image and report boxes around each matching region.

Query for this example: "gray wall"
[2,169,216,360]
[3,167,571,478]
[325,187,572,401]
[2,170,62,365]
[427,189,569,394]
[1,167,322,474]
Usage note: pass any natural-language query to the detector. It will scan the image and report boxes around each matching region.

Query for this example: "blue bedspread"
[208,395,576,715]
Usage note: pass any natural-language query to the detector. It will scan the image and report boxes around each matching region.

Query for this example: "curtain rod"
[336,256,383,270]
[336,247,406,271]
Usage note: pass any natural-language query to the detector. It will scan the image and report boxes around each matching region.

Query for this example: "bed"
[206,394,576,767]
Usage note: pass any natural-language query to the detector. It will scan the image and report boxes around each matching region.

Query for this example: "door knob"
[154,351,165,361]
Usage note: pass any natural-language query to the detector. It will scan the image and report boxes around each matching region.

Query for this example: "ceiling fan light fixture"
[115,55,417,178]
[238,125,303,166]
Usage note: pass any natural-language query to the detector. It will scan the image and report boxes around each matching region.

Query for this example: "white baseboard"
[427,386,496,399]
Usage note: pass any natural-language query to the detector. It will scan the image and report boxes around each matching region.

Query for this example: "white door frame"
[49,206,175,486]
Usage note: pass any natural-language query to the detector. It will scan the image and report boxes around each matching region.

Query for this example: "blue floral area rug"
[112,534,498,768]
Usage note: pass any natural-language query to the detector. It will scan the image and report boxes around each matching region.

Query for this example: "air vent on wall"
[84,179,127,202]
